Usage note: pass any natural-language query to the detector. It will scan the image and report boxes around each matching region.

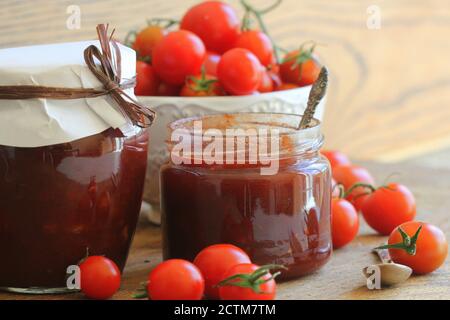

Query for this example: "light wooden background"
[1,0,450,162]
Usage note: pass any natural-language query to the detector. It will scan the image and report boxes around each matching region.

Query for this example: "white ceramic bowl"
[138,85,326,224]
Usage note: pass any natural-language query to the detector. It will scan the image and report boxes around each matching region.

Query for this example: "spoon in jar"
[298,66,328,129]
[362,245,412,287]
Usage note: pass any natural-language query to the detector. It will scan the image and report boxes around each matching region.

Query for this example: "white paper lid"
[0,41,136,147]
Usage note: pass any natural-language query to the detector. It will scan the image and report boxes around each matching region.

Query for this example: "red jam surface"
[0,128,148,289]
[161,157,332,280]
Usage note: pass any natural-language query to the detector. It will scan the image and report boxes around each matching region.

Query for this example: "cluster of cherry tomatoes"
[146,244,281,300]
[77,245,280,300]
[323,150,448,275]
[131,0,321,97]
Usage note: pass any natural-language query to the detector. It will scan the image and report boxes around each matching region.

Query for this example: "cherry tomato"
[181,1,240,54]
[386,221,448,274]
[277,82,299,91]
[234,30,274,67]
[193,244,251,299]
[322,150,351,169]
[203,51,221,77]
[153,30,205,85]
[132,25,167,60]
[180,74,225,97]
[218,264,276,300]
[217,48,262,95]
[135,61,159,96]
[280,50,321,86]
[331,198,359,249]
[332,165,375,211]
[157,82,181,96]
[79,256,121,300]
[147,259,205,300]
[257,70,274,93]
[361,183,416,235]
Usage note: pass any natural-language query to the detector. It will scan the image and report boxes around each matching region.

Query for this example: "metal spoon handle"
[373,244,392,264]
[298,66,328,129]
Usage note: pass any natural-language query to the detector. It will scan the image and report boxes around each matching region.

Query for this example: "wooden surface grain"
[0,160,448,300]
[1,0,450,162]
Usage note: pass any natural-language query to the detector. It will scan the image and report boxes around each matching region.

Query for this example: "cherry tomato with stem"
[181,1,240,54]
[79,256,121,300]
[360,183,416,235]
[234,30,274,67]
[331,186,359,249]
[332,164,375,211]
[376,221,448,274]
[180,68,225,97]
[280,43,321,86]
[218,264,285,300]
[322,150,351,169]
[152,30,205,85]
[132,25,167,61]
[135,61,159,96]
[147,259,205,300]
[203,51,221,77]
[193,244,251,299]
[217,48,262,95]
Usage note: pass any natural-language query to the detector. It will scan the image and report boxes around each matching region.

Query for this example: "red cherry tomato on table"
[193,244,251,299]
[322,150,351,169]
[332,164,375,211]
[217,48,262,95]
[132,25,167,60]
[147,259,205,300]
[79,256,121,300]
[331,198,359,249]
[280,50,321,86]
[152,30,205,85]
[361,183,416,235]
[385,221,448,274]
[218,264,277,300]
[203,51,221,77]
[135,61,159,96]
[181,0,240,54]
[234,30,274,67]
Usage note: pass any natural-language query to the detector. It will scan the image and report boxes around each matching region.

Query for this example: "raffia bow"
[0,24,155,128]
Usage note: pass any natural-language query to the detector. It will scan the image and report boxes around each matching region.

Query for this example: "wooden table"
[0,160,448,300]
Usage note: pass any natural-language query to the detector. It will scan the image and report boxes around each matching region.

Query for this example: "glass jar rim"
[166,113,324,162]
[168,112,321,136]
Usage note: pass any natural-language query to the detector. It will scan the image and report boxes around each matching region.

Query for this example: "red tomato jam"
[160,113,332,280]
[0,127,148,293]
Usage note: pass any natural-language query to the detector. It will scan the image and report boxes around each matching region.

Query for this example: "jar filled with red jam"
[0,127,148,293]
[160,113,332,280]
[0,40,150,293]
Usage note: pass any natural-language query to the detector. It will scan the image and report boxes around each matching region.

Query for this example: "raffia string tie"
[0,23,155,128]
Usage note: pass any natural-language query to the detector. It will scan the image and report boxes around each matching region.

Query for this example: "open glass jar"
[0,126,148,293]
[160,113,332,280]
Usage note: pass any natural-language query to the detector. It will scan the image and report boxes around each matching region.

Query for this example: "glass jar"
[0,126,148,293]
[160,113,332,280]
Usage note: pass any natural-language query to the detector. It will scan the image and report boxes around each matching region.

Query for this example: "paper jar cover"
[0,40,136,147]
